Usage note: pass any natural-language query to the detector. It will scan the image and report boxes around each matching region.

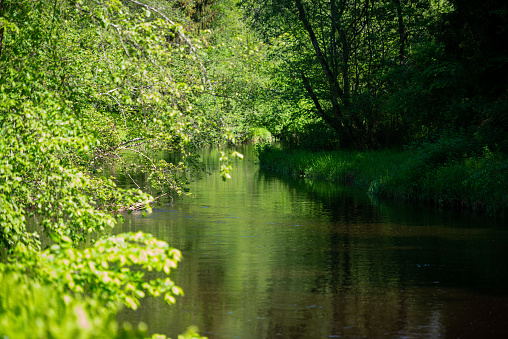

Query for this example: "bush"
[0,273,144,339]
[0,272,208,339]
[245,127,274,143]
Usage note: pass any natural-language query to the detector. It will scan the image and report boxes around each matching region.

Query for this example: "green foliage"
[241,0,437,148]
[245,127,273,143]
[0,272,207,339]
[0,0,221,251]
[0,273,126,339]
[279,122,340,152]
[3,232,183,310]
[0,0,228,337]
[218,149,243,181]
[0,0,232,197]
[240,0,508,152]
[370,136,507,216]
[249,0,507,215]
[256,144,405,185]
[370,135,483,198]
[257,140,507,217]
[0,81,153,251]
[194,0,274,141]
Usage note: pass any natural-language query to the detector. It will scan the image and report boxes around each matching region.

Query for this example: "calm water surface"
[117,145,508,338]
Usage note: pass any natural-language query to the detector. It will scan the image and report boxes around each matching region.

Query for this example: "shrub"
[245,127,274,143]
[0,273,144,339]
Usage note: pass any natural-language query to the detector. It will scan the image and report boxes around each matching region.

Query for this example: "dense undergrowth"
[0,271,204,339]
[256,137,507,217]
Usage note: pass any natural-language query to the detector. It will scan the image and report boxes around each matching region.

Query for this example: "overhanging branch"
[124,0,216,102]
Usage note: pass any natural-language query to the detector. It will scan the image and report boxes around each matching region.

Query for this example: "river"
[117,144,508,338]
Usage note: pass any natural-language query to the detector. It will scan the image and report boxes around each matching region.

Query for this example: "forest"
[0,0,506,337]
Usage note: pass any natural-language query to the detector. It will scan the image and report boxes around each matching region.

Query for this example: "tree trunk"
[294,0,358,144]
[301,72,339,131]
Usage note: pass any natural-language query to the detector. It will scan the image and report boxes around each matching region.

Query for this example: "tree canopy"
[241,0,507,151]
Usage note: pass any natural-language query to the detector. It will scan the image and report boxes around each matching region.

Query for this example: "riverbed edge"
[255,144,507,218]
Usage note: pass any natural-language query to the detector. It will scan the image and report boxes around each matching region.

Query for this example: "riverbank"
[255,139,507,217]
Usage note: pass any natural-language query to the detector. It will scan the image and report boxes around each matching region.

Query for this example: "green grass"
[256,143,406,184]
[256,141,507,217]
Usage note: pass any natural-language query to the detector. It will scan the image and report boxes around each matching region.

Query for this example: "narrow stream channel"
[117,144,508,338]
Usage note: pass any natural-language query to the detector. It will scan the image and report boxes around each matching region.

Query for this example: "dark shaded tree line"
[241,0,508,151]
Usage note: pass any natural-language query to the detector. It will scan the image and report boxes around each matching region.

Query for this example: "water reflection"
[117,145,508,338]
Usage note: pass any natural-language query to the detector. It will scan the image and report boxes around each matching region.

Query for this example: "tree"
[240,0,479,149]
[241,0,405,147]
[0,0,229,336]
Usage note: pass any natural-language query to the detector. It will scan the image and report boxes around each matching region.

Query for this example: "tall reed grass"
[256,140,507,217]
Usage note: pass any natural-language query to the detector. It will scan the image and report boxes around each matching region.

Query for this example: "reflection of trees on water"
[255,161,508,337]
[116,145,508,338]
[257,162,508,288]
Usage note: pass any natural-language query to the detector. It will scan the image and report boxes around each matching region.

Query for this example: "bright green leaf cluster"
[3,232,183,310]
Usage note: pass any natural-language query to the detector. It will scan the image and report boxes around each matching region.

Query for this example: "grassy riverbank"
[256,137,507,217]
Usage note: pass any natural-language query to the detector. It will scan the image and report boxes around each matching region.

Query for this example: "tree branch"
[294,0,359,143]
[295,0,343,98]
[301,73,324,116]
[124,0,216,102]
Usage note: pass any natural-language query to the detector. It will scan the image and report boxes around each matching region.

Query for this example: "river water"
[117,145,508,338]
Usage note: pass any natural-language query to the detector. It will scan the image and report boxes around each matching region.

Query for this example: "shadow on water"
[116,144,508,339]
